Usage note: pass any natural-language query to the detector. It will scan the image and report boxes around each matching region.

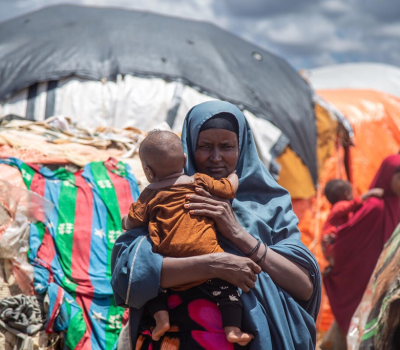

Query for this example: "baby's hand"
[121,215,129,230]
[227,171,239,192]
[322,233,335,245]
[362,188,384,200]
[322,265,333,277]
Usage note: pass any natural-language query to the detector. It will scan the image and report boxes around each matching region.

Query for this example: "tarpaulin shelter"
[299,63,400,334]
[0,3,328,188]
[306,63,400,193]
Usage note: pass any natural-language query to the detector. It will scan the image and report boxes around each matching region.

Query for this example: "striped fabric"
[348,224,400,348]
[0,157,139,349]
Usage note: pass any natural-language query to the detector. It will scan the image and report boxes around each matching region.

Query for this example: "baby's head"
[324,179,353,205]
[139,130,186,183]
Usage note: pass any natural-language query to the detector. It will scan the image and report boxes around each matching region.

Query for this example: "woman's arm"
[226,227,313,301]
[160,253,261,292]
[186,189,313,301]
[112,227,261,309]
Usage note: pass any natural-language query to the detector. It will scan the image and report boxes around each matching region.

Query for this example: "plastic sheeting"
[318,89,400,195]
[0,76,286,178]
[0,4,317,183]
[0,180,54,296]
[277,98,340,199]
[0,180,54,225]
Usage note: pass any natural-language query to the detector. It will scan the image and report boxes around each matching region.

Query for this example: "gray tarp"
[0,5,318,183]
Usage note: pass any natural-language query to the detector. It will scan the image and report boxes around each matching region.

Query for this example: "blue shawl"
[111,101,321,349]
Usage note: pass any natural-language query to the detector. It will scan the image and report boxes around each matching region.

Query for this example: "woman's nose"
[210,149,222,162]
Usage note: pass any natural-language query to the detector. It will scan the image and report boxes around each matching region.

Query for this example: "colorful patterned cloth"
[136,288,238,350]
[348,223,400,349]
[0,157,139,350]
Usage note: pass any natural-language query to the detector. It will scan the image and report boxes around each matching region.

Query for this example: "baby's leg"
[225,326,254,346]
[203,279,254,346]
[147,292,170,341]
[152,310,170,341]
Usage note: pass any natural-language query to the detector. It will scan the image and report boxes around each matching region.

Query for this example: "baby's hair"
[324,179,352,205]
[139,130,185,176]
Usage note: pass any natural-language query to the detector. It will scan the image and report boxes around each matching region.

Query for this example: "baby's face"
[344,188,354,201]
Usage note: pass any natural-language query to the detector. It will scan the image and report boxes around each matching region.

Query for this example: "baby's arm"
[121,202,148,230]
[121,215,135,230]
[195,173,237,199]
[361,188,384,201]
[227,171,239,193]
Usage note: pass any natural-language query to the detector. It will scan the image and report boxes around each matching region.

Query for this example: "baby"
[121,130,253,346]
[321,179,383,276]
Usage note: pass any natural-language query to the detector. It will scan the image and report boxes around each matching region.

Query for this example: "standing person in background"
[324,155,400,343]
[321,180,383,276]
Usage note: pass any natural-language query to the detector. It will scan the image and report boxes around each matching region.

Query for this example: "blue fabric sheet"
[111,100,321,349]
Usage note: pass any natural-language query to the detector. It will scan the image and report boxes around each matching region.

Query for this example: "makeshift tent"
[298,63,400,334]
[306,63,400,195]
[0,3,345,191]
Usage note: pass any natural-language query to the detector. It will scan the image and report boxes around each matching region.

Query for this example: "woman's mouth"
[207,167,225,174]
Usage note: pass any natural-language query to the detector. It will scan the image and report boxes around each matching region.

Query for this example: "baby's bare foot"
[152,310,170,341]
[225,326,254,346]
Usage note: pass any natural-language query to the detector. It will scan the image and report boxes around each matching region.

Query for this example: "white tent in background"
[304,62,400,98]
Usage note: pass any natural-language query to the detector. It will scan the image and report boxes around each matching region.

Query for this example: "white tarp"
[0,75,285,174]
[304,63,400,98]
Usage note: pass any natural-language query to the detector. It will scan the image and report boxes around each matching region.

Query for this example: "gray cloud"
[212,0,315,18]
[353,0,400,21]
[214,0,400,69]
[0,0,399,69]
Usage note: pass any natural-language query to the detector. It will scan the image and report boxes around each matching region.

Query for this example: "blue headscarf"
[184,100,303,246]
[111,100,321,349]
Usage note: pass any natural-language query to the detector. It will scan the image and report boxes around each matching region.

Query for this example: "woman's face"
[195,129,239,179]
[390,172,400,196]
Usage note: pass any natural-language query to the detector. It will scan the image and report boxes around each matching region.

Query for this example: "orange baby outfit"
[128,173,235,256]
[128,173,235,290]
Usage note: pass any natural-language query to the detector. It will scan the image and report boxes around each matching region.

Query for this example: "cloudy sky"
[1,0,399,70]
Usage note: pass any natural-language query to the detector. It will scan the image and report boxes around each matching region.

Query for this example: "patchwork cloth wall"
[347,223,400,348]
[0,157,139,350]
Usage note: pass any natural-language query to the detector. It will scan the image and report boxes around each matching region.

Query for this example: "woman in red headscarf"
[324,155,400,335]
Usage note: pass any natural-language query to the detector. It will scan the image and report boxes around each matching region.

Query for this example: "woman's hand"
[160,253,261,292]
[208,253,261,292]
[184,188,314,300]
[185,187,244,239]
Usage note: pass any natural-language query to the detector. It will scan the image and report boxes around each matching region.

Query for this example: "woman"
[111,101,321,349]
[324,155,400,335]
